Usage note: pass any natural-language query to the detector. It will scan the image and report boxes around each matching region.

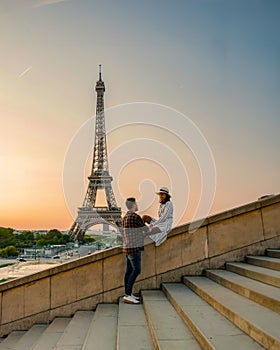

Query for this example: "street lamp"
[33,242,37,260]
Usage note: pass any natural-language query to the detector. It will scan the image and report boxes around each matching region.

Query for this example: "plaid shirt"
[122,211,148,254]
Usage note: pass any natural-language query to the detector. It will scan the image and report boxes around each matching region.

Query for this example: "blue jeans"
[124,250,141,296]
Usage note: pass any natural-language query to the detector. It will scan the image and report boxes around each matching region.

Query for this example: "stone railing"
[0,194,279,336]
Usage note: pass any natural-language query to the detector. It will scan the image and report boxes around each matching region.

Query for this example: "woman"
[142,187,173,246]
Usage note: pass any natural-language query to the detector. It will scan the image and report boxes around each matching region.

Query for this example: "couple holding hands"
[122,187,173,304]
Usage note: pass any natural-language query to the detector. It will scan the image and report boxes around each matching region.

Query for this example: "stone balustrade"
[0,194,279,336]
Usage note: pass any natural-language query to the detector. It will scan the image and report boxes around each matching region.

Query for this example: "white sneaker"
[123,295,140,304]
[123,294,140,301]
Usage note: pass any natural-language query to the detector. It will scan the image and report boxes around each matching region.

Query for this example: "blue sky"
[0,0,279,229]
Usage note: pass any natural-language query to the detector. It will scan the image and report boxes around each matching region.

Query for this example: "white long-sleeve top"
[149,201,173,246]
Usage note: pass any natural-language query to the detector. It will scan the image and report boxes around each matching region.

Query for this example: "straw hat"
[156,187,171,196]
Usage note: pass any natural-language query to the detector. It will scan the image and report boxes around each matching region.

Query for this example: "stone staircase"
[1,249,279,350]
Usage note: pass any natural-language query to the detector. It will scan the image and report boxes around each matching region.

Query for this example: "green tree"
[21,231,34,241]
[44,230,70,245]
[16,231,35,248]
[0,245,19,258]
[83,235,96,244]
[62,234,70,244]
[36,238,48,247]
[0,227,13,236]
[57,237,65,245]
[46,229,62,242]
[0,227,16,248]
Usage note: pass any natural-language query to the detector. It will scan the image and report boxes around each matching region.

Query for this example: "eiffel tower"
[69,65,122,241]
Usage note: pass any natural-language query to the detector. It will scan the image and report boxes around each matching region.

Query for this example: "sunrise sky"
[0,0,279,230]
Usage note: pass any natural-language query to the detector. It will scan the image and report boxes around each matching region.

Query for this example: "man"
[122,197,148,304]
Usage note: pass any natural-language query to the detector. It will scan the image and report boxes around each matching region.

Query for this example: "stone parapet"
[0,194,279,336]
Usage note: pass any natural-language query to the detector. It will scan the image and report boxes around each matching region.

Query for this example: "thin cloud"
[0,1,31,14]
[0,0,69,14]
[32,0,67,8]
[18,66,32,79]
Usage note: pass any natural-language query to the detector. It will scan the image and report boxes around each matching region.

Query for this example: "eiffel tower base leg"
[69,222,84,242]
[68,207,122,242]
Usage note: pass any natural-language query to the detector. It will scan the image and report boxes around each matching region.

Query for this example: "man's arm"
[135,215,150,235]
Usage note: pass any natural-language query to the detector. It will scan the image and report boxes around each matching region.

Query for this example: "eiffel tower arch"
[68,66,122,241]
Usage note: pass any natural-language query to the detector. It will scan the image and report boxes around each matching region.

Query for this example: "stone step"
[246,255,280,271]
[226,262,280,287]
[142,290,202,350]
[205,269,280,314]
[32,318,71,350]
[0,331,25,350]
[162,283,264,350]
[184,276,280,349]
[117,297,154,350]
[55,310,94,350]
[82,304,118,350]
[266,249,280,259]
[13,324,48,350]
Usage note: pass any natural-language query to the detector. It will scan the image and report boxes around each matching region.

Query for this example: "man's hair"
[126,197,136,210]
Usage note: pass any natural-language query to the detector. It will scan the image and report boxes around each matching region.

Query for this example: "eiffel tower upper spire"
[99,64,102,81]
[92,64,109,176]
[96,64,105,91]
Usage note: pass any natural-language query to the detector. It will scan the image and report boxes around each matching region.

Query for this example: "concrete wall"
[0,195,279,336]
